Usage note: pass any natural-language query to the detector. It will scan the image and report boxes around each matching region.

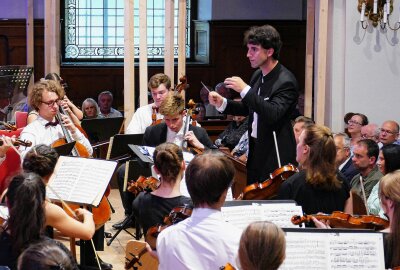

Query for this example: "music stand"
[52,142,76,156]
[0,66,33,121]
[106,134,144,161]
[81,117,124,144]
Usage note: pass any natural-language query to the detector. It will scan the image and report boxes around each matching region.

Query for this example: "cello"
[52,107,111,228]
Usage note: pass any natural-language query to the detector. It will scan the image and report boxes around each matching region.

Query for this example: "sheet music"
[279,231,385,270]
[143,146,194,164]
[47,156,117,207]
[221,203,303,230]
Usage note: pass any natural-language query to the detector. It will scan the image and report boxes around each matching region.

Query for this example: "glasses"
[379,128,398,135]
[41,99,59,107]
[348,120,362,126]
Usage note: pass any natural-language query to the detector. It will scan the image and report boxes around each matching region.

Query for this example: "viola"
[146,204,193,250]
[291,211,389,231]
[242,164,298,200]
[0,138,32,147]
[127,176,160,196]
[0,121,17,131]
[182,98,203,155]
[151,106,162,126]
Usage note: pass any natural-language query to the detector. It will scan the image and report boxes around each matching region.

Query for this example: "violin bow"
[46,184,101,269]
[272,131,282,168]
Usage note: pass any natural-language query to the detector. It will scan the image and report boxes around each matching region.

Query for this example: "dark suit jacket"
[223,63,299,184]
[340,158,359,186]
[143,122,215,149]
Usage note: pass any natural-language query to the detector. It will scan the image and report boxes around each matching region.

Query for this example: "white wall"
[326,0,400,132]
[0,0,44,19]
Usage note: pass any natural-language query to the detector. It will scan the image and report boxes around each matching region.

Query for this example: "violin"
[0,121,17,131]
[0,138,32,147]
[127,175,160,196]
[291,211,389,231]
[174,75,188,94]
[146,204,193,250]
[242,164,298,200]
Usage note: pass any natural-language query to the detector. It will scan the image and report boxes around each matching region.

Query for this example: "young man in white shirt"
[156,152,241,269]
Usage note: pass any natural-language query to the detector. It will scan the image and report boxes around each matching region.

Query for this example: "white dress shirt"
[126,103,163,134]
[157,207,242,270]
[166,119,186,147]
[19,116,93,158]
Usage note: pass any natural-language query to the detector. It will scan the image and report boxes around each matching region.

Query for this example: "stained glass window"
[62,0,191,61]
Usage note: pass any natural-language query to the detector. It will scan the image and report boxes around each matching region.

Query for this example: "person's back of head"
[6,173,46,254]
[381,144,400,174]
[238,221,286,270]
[185,152,234,208]
[153,142,184,184]
[18,239,75,270]
[22,144,59,179]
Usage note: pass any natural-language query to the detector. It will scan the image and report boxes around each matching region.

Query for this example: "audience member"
[98,91,122,118]
[132,143,192,236]
[350,139,382,200]
[292,116,314,144]
[82,98,103,119]
[277,124,351,215]
[156,152,241,269]
[346,113,368,149]
[18,239,78,270]
[360,123,380,142]
[343,112,355,137]
[238,221,286,270]
[379,120,400,147]
[367,144,400,216]
[231,132,249,162]
[334,133,359,185]
[215,104,248,150]
[126,73,171,134]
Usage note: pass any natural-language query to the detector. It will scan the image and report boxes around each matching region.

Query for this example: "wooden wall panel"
[0,20,306,111]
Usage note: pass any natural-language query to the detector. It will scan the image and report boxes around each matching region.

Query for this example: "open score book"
[46,156,117,207]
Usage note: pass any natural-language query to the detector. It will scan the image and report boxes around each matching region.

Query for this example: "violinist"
[156,152,241,269]
[132,142,192,236]
[277,124,352,215]
[143,92,214,150]
[22,144,112,270]
[0,173,79,270]
[19,79,93,158]
[238,221,286,270]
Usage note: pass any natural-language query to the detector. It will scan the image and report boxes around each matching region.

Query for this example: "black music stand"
[52,141,76,156]
[81,117,124,144]
[0,66,33,121]
[106,134,144,162]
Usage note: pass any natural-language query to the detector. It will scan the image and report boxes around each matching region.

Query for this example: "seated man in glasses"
[360,123,380,143]
[19,79,92,158]
[379,120,400,148]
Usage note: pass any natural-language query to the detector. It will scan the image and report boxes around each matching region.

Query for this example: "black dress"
[277,170,350,215]
[132,191,192,235]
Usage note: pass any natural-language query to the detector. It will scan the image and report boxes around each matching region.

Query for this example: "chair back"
[15,111,28,128]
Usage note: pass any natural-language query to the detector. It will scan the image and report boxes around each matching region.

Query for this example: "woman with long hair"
[0,173,78,270]
[82,98,104,119]
[379,170,400,268]
[368,144,400,216]
[132,142,192,237]
[277,124,351,215]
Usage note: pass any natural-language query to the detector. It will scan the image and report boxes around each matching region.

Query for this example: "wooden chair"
[125,240,158,270]
[350,190,367,215]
